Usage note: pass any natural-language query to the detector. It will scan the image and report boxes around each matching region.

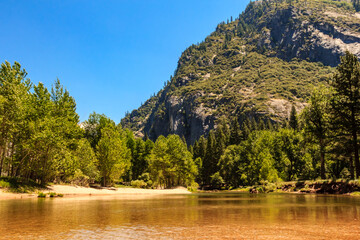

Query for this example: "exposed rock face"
[258,7,360,66]
[142,93,216,144]
[121,0,360,144]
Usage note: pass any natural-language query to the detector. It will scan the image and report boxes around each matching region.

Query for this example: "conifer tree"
[215,126,226,163]
[203,130,216,185]
[230,118,242,145]
[289,105,298,130]
[330,51,360,178]
[266,118,274,131]
[241,119,251,141]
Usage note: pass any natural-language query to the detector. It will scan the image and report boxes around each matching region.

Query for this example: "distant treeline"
[0,52,360,189]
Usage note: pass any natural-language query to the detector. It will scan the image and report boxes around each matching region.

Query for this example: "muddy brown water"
[0,193,359,239]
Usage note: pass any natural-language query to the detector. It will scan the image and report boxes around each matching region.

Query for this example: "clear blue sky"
[0,0,249,123]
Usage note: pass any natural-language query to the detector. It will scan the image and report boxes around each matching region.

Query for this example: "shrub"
[210,172,225,189]
[0,180,10,188]
[187,182,199,192]
[49,192,56,198]
[38,192,46,198]
[69,169,90,186]
[131,180,147,188]
[340,168,351,180]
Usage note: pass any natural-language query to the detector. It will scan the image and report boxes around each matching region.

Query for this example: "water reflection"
[0,193,359,239]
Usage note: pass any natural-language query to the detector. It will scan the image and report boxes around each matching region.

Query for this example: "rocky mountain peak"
[121,0,360,144]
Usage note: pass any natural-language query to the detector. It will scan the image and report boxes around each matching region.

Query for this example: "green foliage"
[210,172,225,189]
[216,128,314,188]
[130,173,153,188]
[0,180,10,188]
[49,192,56,198]
[187,182,199,192]
[289,105,298,130]
[330,52,360,178]
[203,130,217,185]
[131,180,147,188]
[0,177,45,193]
[126,132,153,181]
[302,86,331,179]
[0,61,84,185]
[84,112,115,149]
[37,192,46,198]
[229,118,242,145]
[340,167,351,179]
[72,139,99,184]
[149,135,198,188]
[96,126,131,186]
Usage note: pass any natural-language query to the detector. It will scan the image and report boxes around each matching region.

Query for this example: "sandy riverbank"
[0,184,191,200]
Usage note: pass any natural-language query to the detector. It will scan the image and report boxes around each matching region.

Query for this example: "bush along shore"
[230,180,360,195]
[1,177,360,197]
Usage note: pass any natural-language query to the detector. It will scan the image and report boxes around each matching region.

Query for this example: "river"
[0,193,359,239]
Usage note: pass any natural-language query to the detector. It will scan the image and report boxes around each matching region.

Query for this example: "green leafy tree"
[84,112,115,149]
[276,128,313,180]
[71,138,99,185]
[218,145,242,187]
[27,82,59,184]
[96,126,130,186]
[49,80,82,181]
[0,61,30,176]
[148,135,197,188]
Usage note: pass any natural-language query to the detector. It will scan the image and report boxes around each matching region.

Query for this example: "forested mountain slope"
[121,0,360,144]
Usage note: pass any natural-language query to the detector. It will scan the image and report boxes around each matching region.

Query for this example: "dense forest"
[1,51,360,189]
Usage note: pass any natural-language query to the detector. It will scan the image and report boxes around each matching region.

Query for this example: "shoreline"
[0,184,191,200]
[2,180,360,200]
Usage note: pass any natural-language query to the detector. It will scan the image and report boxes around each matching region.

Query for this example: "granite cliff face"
[257,4,360,66]
[121,0,360,144]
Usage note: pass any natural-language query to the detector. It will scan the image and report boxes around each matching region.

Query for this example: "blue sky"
[0,0,249,123]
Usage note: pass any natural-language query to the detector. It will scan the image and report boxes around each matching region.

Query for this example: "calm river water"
[0,193,360,239]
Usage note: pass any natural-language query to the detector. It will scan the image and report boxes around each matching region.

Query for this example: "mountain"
[121,0,360,144]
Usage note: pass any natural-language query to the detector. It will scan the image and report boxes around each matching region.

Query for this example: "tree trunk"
[350,156,355,179]
[320,139,326,179]
[0,146,3,176]
[0,142,7,176]
[288,161,293,181]
[352,130,360,178]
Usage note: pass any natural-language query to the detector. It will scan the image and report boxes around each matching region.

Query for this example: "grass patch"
[232,187,250,192]
[0,177,46,193]
[114,184,133,188]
